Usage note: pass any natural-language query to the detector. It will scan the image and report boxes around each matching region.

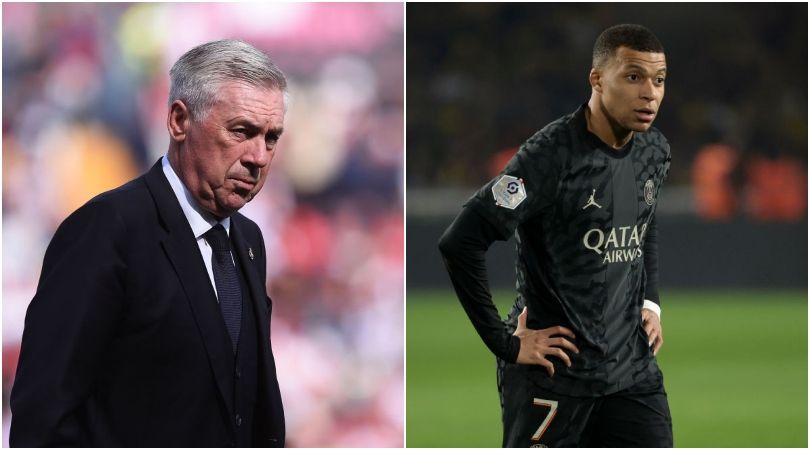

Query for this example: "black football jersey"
[466,104,671,396]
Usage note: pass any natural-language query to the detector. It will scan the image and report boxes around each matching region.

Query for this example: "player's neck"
[585,100,633,149]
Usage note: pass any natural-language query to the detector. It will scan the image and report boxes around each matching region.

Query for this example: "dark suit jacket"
[9,160,285,447]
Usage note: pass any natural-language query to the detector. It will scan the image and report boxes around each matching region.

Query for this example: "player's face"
[599,47,666,132]
[175,81,285,217]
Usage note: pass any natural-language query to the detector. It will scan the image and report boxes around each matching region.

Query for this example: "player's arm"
[438,206,519,361]
[438,206,579,375]
[642,215,663,355]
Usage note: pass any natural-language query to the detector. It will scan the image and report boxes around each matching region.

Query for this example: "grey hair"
[169,39,288,121]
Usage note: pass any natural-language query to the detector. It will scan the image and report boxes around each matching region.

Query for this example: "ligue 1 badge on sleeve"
[492,175,526,210]
[248,247,255,261]
[644,179,655,205]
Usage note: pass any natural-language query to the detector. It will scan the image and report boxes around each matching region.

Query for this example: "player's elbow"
[437,225,461,259]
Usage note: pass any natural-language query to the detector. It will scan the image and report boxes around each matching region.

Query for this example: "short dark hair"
[592,24,664,69]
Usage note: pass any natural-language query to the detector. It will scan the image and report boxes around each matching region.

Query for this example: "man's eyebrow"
[226,118,283,135]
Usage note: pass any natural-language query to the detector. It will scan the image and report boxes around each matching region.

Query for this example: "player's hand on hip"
[641,308,663,355]
[513,306,579,376]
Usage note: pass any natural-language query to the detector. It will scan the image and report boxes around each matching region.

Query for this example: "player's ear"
[167,100,190,143]
[589,68,603,94]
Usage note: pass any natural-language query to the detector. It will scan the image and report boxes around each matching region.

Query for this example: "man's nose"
[639,78,657,101]
[243,137,271,168]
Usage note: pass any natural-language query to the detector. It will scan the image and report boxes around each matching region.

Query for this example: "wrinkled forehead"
[613,47,667,71]
[214,82,285,115]
[203,77,283,108]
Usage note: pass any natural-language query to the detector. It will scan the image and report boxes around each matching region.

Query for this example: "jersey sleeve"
[643,215,660,305]
[643,138,671,308]
[464,137,560,240]
[662,140,672,181]
[438,206,521,362]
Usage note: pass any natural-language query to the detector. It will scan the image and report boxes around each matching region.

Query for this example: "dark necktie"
[204,224,241,353]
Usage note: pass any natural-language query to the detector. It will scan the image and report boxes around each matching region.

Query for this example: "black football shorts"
[497,361,673,447]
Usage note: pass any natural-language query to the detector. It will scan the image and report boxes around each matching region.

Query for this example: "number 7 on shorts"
[531,398,559,442]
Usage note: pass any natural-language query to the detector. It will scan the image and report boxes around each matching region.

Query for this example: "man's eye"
[627,74,639,81]
[656,77,666,84]
[232,128,247,136]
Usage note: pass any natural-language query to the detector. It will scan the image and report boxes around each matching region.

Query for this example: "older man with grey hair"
[10,39,287,447]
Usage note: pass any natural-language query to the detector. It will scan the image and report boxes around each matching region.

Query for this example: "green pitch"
[406,290,807,447]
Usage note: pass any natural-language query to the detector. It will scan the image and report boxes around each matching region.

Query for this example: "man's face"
[596,46,666,132]
[173,81,285,217]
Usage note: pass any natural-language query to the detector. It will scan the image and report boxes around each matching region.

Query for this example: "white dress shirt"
[161,156,231,301]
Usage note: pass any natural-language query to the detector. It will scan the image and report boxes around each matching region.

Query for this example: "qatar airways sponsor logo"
[582,223,647,264]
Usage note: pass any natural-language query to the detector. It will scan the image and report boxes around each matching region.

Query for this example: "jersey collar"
[574,103,634,159]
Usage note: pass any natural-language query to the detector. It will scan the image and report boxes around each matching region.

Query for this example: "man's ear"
[589,68,603,94]
[167,100,190,143]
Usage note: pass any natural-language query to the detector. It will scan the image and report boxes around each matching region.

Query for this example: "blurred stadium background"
[406,3,807,448]
[2,3,403,447]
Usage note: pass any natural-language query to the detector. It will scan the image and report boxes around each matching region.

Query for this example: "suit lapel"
[230,216,285,445]
[143,160,236,420]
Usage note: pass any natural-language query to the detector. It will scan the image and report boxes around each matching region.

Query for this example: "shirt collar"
[161,156,230,239]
